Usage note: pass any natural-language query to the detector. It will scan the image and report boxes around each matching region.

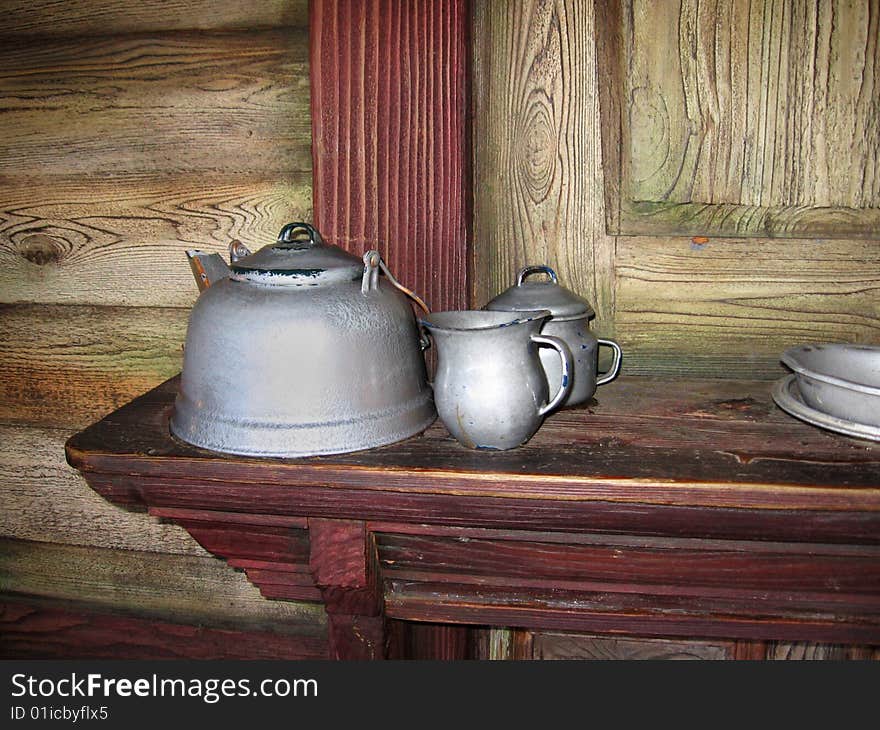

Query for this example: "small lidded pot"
[484,265,622,407]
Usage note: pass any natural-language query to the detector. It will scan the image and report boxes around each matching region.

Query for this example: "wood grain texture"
[767,641,879,660]
[732,640,768,659]
[0,538,326,633]
[0,304,187,428]
[1,599,328,660]
[386,581,880,643]
[530,632,733,659]
[0,424,207,555]
[0,175,311,308]
[310,0,470,313]
[67,377,880,521]
[472,0,616,328]
[0,30,310,178]
[377,532,880,597]
[387,621,474,660]
[0,0,322,659]
[767,641,874,661]
[615,236,880,377]
[308,518,385,659]
[147,507,322,601]
[601,0,880,238]
[0,0,309,36]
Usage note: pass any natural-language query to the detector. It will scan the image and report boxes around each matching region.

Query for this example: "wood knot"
[517,100,556,201]
[16,234,68,266]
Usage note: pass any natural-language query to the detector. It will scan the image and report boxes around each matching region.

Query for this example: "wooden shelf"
[66,375,880,658]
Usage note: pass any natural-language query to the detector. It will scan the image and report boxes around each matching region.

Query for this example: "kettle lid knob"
[275,222,323,250]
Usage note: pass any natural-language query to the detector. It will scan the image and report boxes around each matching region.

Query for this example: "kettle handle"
[517,265,558,286]
[362,251,430,314]
[532,334,574,417]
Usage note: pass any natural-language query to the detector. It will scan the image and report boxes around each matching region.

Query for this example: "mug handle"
[595,338,622,386]
[531,335,574,416]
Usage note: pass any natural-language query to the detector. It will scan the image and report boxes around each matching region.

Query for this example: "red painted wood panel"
[310,0,470,312]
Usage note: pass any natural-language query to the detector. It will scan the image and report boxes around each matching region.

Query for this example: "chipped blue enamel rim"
[229,221,364,285]
[229,267,362,286]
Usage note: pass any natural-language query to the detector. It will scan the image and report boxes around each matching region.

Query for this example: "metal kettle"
[171,222,436,457]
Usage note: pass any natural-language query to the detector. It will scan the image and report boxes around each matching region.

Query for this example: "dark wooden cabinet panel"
[58,376,880,658]
[530,632,734,660]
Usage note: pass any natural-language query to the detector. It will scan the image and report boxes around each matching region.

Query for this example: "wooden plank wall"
[0,0,327,657]
[472,0,880,378]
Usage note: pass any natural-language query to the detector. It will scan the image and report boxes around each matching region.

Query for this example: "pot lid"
[485,265,595,320]
[230,222,362,283]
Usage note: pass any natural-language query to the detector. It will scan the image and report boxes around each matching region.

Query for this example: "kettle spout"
[186,250,231,292]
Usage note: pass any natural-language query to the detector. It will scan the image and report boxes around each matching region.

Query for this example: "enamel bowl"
[780,344,880,428]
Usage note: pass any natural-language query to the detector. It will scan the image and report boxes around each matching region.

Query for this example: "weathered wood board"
[766,641,879,660]
[599,0,880,238]
[530,632,734,660]
[0,0,309,36]
[0,424,207,555]
[0,304,187,428]
[0,538,326,633]
[2,600,328,660]
[473,0,880,380]
[0,175,311,307]
[0,30,311,178]
[0,0,320,659]
[615,236,880,377]
[472,0,616,325]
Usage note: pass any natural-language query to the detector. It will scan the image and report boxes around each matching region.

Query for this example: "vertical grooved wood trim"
[310,0,470,312]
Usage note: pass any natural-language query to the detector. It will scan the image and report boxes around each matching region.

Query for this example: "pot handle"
[595,339,622,386]
[517,265,558,286]
[532,334,573,416]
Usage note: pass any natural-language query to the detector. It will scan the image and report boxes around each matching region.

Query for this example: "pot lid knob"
[517,265,558,286]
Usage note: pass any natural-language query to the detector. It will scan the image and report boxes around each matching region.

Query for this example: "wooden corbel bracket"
[144,507,389,659]
[307,518,386,660]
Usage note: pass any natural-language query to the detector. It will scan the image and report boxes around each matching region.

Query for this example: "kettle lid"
[231,222,362,283]
[485,265,595,321]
